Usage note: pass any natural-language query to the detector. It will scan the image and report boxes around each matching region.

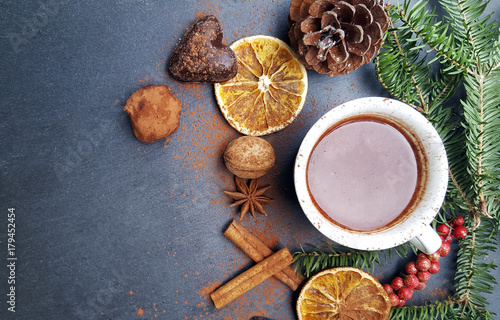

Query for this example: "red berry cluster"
[383,215,467,307]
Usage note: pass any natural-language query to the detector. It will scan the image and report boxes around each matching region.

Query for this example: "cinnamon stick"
[210,247,293,309]
[224,220,302,290]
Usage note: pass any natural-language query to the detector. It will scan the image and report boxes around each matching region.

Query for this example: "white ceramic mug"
[294,97,448,254]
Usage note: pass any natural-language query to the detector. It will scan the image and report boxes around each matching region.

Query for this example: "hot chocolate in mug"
[294,97,448,254]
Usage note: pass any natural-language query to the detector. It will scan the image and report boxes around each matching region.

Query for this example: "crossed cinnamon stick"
[210,220,302,309]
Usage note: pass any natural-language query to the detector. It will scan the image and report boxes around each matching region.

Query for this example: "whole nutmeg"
[223,136,275,179]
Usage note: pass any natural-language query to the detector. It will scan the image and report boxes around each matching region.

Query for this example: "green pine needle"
[295,0,500,318]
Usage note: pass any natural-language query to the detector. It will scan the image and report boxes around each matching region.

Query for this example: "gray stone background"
[1,0,499,319]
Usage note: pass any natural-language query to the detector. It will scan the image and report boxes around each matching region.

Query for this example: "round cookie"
[124,85,181,143]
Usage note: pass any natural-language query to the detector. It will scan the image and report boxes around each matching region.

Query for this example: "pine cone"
[288,0,389,76]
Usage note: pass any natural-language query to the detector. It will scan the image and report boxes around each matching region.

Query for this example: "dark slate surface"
[1,0,499,319]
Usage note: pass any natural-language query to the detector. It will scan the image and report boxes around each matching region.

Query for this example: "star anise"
[224,176,273,220]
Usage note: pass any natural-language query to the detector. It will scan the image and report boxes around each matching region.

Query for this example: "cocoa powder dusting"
[128,1,369,318]
[163,76,351,317]
[421,285,452,300]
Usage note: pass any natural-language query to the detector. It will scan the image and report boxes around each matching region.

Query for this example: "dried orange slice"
[297,267,391,320]
[215,35,308,136]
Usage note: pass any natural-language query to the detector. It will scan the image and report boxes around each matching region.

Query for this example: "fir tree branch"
[462,69,499,222]
[448,168,476,214]
[297,0,499,318]
[474,72,487,219]
[456,0,480,68]
[292,242,408,277]
[398,2,469,74]
[390,297,495,319]
[453,216,499,318]
[377,0,500,223]
[492,61,500,72]
[376,12,427,113]
[374,0,500,317]
[429,74,457,110]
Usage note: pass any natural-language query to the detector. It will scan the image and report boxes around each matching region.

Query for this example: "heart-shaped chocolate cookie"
[168,15,238,83]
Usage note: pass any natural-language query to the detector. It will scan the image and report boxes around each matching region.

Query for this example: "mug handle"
[409,225,442,254]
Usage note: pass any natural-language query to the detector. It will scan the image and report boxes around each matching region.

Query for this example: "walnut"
[223,136,275,179]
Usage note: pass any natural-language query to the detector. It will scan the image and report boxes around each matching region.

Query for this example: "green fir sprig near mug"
[293,0,500,319]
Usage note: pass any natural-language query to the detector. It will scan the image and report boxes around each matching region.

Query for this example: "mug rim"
[294,97,448,251]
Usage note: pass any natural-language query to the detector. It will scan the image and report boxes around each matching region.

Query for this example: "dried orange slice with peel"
[297,267,391,320]
[215,35,308,136]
